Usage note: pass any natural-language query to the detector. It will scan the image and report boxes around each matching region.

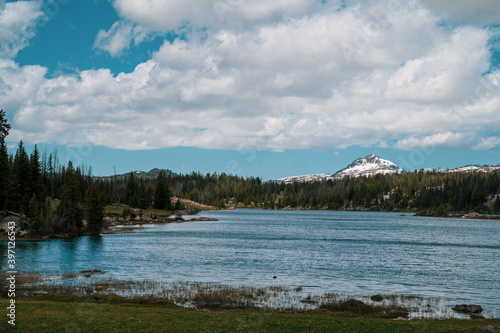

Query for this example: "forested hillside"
[114,168,500,215]
[1,109,499,238]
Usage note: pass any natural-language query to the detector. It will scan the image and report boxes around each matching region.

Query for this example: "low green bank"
[1,296,499,333]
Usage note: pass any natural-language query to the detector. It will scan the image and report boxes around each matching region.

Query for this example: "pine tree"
[7,141,31,212]
[0,109,11,142]
[0,141,9,209]
[58,161,84,234]
[43,198,54,234]
[154,171,171,210]
[29,144,44,200]
[174,198,184,211]
[125,172,137,207]
[495,195,500,214]
[28,194,42,232]
[137,179,148,209]
[85,183,104,235]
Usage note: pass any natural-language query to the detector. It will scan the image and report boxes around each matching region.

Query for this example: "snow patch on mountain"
[277,174,335,184]
[443,165,500,173]
[276,154,403,183]
[332,154,402,179]
[275,155,500,183]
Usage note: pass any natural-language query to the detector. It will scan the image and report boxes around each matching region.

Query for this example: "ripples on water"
[7,209,500,317]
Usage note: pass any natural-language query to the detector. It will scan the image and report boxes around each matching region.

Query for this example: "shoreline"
[3,295,499,333]
[2,208,499,242]
[219,206,500,220]
[5,270,498,320]
[0,213,219,242]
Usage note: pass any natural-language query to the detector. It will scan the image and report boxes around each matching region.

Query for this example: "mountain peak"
[276,155,403,183]
[332,155,402,178]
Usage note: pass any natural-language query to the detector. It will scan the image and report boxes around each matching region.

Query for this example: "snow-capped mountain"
[443,164,500,174]
[276,154,402,183]
[332,154,402,178]
[277,173,335,184]
[275,155,500,183]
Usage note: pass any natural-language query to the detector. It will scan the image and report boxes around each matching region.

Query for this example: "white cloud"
[473,137,500,150]
[0,1,45,58]
[99,0,323,57]
[421,0,500,26]
[0,60,47,110]
[4,0,500,153]
[394,132,478,150]
[180,76,236,102]
[111,0,320,31]
[94,21,151,57]
[386,27,491,103]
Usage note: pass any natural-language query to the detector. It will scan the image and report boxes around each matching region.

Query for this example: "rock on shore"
[452,304,483,314]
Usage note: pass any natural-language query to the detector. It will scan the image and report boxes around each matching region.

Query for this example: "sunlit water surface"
[8,209,500,317]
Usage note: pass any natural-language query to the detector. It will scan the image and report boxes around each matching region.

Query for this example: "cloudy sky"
[1,0,500,179]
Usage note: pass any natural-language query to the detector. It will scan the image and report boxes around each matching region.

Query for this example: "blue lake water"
[6,209,500,316]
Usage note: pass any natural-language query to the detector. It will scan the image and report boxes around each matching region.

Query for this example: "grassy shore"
[1,295,499,332]
[1,272,499,332]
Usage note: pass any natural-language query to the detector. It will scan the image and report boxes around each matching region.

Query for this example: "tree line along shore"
[2,141,500,240]
[1,109,500,239]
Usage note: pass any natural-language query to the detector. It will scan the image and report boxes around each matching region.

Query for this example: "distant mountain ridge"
[276,173,336,184]
[94,168,176,180]
[98,156,500,183]
[443,164,500,174]
[277,154,500,183]
[277,154,402,183]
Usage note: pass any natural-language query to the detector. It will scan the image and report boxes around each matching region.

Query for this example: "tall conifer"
[58,161,83,233]
[154,171,171,210]
[8,141,30,212]
[0,141,9,209]
[85,183,104,234]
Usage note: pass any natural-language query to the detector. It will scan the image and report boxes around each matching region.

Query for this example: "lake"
[8,209,500,317]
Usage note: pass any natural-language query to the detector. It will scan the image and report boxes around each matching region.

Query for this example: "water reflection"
[6,210,500,313]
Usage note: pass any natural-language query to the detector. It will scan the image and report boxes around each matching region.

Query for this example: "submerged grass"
[319,298,410,319]
[3,270,499,332]
[1,271,485,320]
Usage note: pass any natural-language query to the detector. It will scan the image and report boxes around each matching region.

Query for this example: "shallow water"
[6,209,500,317]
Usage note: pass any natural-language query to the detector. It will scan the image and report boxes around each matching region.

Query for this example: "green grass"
[103,199,217,217]
[104,205,172,216]
[2,272,499,332]
[1,296,499,332]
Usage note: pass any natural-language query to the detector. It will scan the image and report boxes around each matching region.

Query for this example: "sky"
[1,0,500,180]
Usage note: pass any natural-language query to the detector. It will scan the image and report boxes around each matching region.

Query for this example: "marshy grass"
[319,298,409,319]
[0,271,483,319]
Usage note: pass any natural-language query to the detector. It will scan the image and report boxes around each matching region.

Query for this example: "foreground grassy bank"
[1,296,499,333]
[1,272,499,332]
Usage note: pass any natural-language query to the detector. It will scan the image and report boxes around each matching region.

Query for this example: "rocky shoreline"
[0,209,219,241]
[102,215,219,235]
